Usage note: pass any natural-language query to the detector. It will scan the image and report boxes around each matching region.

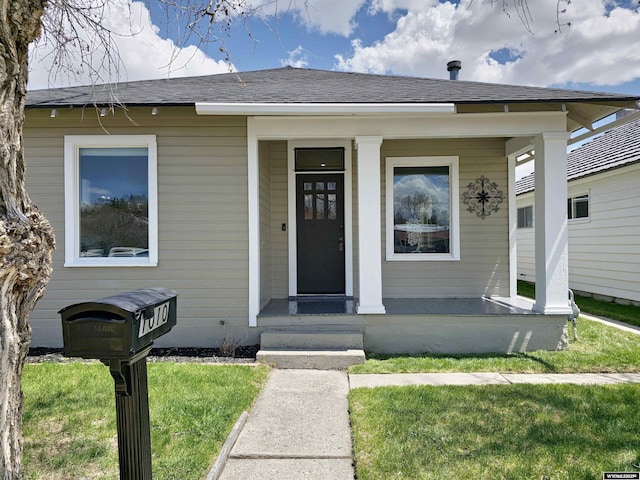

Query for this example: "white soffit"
[195,102,456,116]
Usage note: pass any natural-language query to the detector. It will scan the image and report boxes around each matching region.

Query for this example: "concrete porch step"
[260,329,364,350]
[257,330,366,369]
[256,349,366,370]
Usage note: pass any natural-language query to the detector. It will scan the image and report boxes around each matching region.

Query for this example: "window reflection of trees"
[328,194,337,220]
[80,195,149,257]
[393,170,450,254]
[315,194,325,220]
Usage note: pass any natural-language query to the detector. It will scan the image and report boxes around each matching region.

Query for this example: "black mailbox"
[59,287,178,480]
[60,287,177,361]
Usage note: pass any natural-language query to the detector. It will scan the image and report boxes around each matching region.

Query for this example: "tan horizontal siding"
[269,141,289,299]
[24,107,252,347]
[260,141,273,307]
[381,138,510,298]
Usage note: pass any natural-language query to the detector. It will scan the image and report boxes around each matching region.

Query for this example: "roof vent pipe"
[447,60,462,80]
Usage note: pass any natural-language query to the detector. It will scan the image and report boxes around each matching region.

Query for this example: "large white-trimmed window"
[386,156,460,261]
[64,135,158,267]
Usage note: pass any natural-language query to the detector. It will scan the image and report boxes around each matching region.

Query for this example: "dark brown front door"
[296,174,345,294]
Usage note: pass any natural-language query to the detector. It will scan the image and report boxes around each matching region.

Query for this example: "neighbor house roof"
[515,117,640,195]
[26,67,639,132]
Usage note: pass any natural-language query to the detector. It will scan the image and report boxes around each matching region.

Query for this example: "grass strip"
[518,280,640,327]
[22,362,268,480]
[350,317,640,374]
[350,383,640,480]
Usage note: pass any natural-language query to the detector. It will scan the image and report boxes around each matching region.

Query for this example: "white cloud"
[254,0,368,36]
[28,0,232,90]
[280,45,310,67]
[335,0,640,88]
[302,0,368,35]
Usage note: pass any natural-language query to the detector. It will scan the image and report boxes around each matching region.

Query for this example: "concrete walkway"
[349,372,640,388]
[215,315,640,479]
[218,369,354,480]
[581,312,640,335]
[215,369,640,480]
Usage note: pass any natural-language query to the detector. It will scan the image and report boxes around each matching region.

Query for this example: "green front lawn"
[22,362,269,480]
[351,283,640,478]
[351,316,640,374]
[350,383,640,480]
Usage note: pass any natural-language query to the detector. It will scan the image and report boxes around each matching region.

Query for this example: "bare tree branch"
[35,0,129,88]
[151,0,267,70]
[555,0,572,33]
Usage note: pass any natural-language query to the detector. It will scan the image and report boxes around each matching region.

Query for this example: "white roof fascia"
[195,102,456,116]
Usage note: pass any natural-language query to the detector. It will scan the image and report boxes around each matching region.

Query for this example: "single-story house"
[24,67,640,359]
[516,115,640,306]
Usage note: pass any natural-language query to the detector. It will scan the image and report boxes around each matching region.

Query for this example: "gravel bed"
[26,346,259,364]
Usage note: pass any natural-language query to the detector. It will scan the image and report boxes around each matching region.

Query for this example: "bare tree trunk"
[0,1,54,478]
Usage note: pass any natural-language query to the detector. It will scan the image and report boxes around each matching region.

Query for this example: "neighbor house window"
[568,194,589,220]
[64,135,158,266]
[385,156,460,261]
[517,205,533,228]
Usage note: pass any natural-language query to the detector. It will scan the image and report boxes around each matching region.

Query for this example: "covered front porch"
[256,295,567,355]
[259,295,537,317]
[238,109,574,354]
[194,98,570,353]
[249,118,573,354]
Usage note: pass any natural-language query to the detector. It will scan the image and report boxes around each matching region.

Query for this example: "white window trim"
[385,156,460,261]
[568,191,590,223]
[64,135,158,267]
[517,204,534,229]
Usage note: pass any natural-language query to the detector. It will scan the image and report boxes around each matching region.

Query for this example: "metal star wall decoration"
[462,175,504,220]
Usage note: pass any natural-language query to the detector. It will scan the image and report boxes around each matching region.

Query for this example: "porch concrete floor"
[259,296,539,317]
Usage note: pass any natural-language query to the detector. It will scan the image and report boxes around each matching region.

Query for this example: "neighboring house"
[516,117,640,306]
[23,67,640,357]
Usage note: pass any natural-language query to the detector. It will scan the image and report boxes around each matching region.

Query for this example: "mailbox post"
[60,287,178,480]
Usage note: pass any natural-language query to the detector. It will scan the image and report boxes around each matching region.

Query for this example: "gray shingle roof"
[515,117,640,195]
[515,173,535,196]
[26,66,640,108]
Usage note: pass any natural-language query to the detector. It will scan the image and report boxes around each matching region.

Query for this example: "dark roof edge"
[27,102,194,109]
[456,98,640,105]
[29,98,640,110]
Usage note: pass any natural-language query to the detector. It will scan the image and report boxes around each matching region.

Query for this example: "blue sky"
[80,149,148,204]
[28,0,640,98]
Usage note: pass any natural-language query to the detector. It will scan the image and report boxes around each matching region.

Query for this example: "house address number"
[138,301,170,338]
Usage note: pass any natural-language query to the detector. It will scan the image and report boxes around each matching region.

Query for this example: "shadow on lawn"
[511,352,559,372]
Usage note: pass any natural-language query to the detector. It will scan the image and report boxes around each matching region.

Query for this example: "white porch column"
[507,152,518,299]
[355,136,386,314]
[532,132,572,314]
[247,120,260,327]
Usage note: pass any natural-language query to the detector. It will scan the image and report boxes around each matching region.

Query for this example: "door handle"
[338,236,344,252]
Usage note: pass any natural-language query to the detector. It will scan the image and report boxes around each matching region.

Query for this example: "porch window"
[517,205,533,228]
[385,156,460,261]
[64,135,158,267]
[568,193,589,220]
[295,148,345,171]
